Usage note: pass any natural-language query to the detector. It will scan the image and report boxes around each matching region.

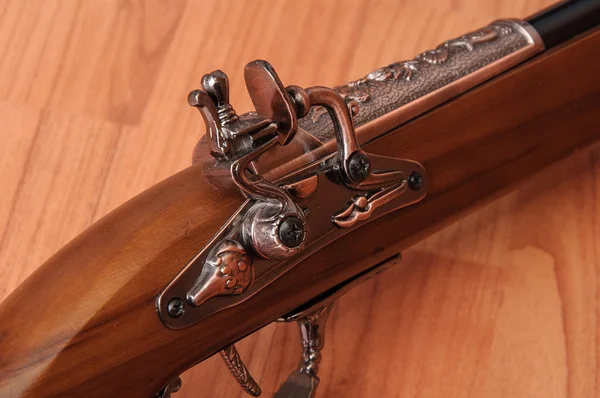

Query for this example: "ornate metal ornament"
[156,60,427,330]
[186,240,254,307]
[156,60,427,398]
[298,19,544,144]
[154,18,544,398]
[329,21,512,107]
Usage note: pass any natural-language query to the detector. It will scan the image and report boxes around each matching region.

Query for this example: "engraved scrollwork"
[332,181,407,228]
[308,20,520,124]
[186,240,254,307]
[220,345,262,397]
[334,60,418,104]
[417,22,511,64]
[335,80,371,102]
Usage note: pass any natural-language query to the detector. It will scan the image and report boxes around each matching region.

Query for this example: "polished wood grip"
[0,29,599,398]
[0,163,244,397]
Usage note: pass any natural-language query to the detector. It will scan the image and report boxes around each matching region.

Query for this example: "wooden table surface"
[1,0,598,397]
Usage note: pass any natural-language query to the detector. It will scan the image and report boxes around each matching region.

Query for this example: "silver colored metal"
[157,153,424,329]
[217,255,399,398]
[188,89,273,159]
[189,69,277,159]
[230,135,308,260]
[220,345,262,397]
[333,181,407,228]
[154,377,182,398]
[273,254,401,398]
[272,371,319,398]
[273,305,332,398]
[295,304,332,377]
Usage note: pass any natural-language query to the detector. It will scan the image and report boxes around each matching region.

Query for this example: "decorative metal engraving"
[189,71,275,159]
[273,304,333,398]
[158,61,427,331]
[220,345,262,397]
[186,240,254,307]
[299,19,543,142]
[295,304,332,377]
[330,23,512,107]
[333,181,409,228]
[158,20,543,330]
[157,17,545,398]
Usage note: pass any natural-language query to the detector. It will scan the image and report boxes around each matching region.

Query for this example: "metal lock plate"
[156,61,427,329]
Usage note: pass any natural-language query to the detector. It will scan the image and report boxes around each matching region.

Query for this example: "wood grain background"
[0,0,598,397]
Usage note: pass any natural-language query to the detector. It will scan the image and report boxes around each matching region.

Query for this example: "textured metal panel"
[298,20,543,143]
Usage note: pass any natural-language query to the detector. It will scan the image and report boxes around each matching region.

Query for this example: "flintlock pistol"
[1,0,600,397]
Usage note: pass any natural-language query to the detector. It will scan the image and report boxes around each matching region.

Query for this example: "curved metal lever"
[287,85,406,191]
[162,61,427,397]
[304,87,361,174]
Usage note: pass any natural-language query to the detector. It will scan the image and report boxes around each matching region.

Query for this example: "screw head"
[347,152,371,182]
[167,298,185,318]
[408,172,423,190]
[278,216,306,248]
